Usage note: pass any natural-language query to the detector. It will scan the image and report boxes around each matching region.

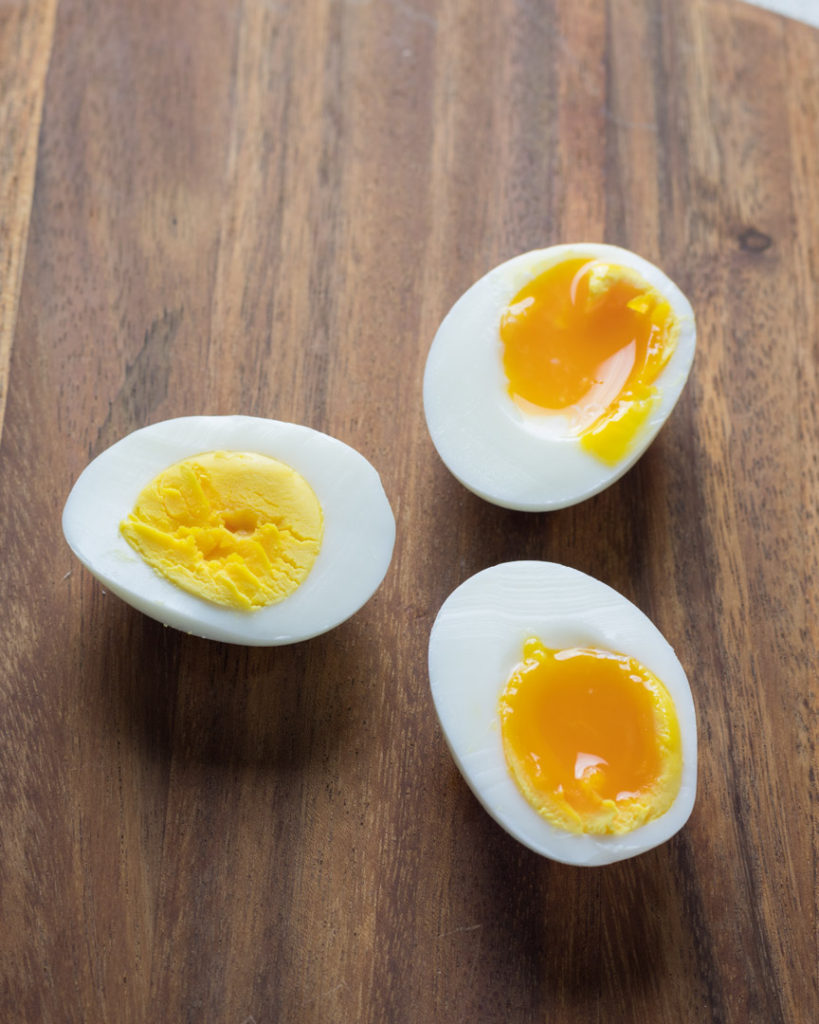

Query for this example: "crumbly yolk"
[500,258,679,463]
[499,639,682,835]
[120,451,323,611]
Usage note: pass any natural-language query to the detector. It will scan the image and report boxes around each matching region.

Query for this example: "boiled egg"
[423,244,696,511]
[428,561,697,865]
[62,416,396,644]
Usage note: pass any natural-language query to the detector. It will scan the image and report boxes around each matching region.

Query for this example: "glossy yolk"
[500,258,678,463]
[120,451,323,611]
[499,639,682,835]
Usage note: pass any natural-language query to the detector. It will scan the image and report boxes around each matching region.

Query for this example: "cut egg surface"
[423,244,696,511]
[63,416,396,645]
[428,562,697,865]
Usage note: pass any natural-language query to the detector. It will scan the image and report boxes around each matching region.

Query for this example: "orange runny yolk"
[500,258,678,464]
[499,639,682,835]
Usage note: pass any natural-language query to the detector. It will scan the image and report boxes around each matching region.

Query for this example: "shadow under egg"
[443,776,684,1012]
[87,593,375,772]
[426,457,653,592]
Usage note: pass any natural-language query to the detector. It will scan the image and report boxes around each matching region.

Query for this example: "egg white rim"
[428,561,697,866]
[62,416,396,645]
[423,243,697,512]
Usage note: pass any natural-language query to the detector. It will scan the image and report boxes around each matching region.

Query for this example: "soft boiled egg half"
[428,561,697,865]
[62,416,396,644]
[423,244,696,511]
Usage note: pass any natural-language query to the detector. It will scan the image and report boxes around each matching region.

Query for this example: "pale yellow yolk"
[500,258,679,463]
[120,451,323,611]
[499,639,682,835]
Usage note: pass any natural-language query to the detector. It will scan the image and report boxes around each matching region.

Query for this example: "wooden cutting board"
[1,1,816,1021]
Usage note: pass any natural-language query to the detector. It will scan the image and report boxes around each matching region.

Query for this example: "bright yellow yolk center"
[500,258,678,463]
[499,639,682,835]
[120,451,324,611]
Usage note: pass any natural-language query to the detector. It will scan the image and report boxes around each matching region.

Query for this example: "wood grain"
[0,0,817,1021]
[0,0,58,445]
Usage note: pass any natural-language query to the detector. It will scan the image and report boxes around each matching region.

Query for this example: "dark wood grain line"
[94,307,184,455]
[0,0,58,448]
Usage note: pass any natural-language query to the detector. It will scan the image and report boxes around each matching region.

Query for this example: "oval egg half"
[428,561,697,865]
[62,416,396,645]
[423,243,696,511]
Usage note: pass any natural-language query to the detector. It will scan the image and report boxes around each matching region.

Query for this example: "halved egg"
[428,561,697,865]
[62,416,396,644]
[423,244,696,511]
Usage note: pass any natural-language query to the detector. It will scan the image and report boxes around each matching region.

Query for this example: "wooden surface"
[0,0,57,445]
[1,0,817,1021]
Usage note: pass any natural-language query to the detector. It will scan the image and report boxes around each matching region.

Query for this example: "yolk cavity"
[120,451,323,611]
[499,639,682,835]
[500,258,678,463]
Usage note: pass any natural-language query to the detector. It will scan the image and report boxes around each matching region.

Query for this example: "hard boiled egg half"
[423,244,696,511]
[428,561,697,865]
[62,416,396,644]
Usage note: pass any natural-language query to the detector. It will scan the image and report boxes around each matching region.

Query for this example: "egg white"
[62,416,396,645]
[423,243,697,511]
[428,561,697,866]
